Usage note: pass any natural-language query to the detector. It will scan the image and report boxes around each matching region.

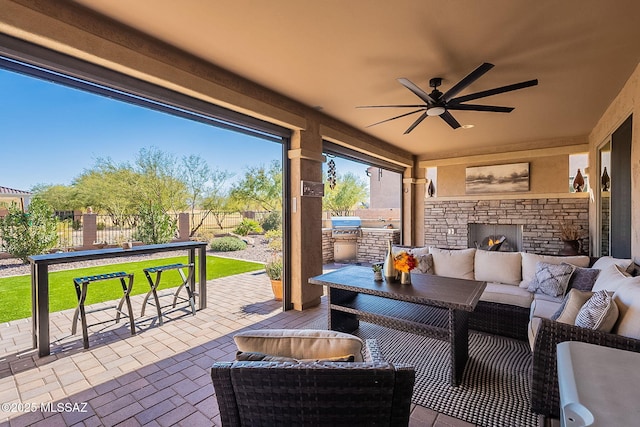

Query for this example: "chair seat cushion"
[236,350,356,363]
[233,329,365,362]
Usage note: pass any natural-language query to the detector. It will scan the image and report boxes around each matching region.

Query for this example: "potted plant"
[372,264,383,281]
[559,221,583,255]
[265,257,283,301]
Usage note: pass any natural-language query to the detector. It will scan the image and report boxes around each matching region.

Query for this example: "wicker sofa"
[395,247,592,341]
[398,247,640,417]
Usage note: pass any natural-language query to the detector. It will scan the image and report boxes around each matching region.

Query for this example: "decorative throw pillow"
[575,290,619,332]
[527,262,575,298]
[565,264,600,292]
[551,289,594,324]
[415,254,434,274]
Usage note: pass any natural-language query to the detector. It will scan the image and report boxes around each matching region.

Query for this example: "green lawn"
[0,255,264,323]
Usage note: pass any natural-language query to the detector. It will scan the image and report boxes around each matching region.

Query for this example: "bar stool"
[71,272,136,349]
[141,263,196,325]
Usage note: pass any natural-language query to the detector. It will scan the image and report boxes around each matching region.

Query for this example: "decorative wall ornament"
[601,166,610,191]
[327,159,337,190]
[572,168,585,192]
[465,163,529,194]
[427,179,435,197]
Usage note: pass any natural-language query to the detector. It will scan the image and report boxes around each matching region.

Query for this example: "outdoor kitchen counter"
[28,241,208,357]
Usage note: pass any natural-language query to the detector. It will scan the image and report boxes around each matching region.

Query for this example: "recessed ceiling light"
[461,124,475,129]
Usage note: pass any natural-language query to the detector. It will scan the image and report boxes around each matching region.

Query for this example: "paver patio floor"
[0,269,472,426]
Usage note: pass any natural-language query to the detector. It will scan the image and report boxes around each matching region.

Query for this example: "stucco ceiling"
[72,0,640,160]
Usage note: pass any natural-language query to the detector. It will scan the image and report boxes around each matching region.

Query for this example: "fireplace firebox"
[468,224,523,252]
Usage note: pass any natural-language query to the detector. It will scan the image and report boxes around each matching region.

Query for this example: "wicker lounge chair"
[211,330,415,426]
[531,318,640,417]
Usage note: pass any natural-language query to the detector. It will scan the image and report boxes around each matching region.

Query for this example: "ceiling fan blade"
[450,79,539,103]
[356,104,426,109]
[439,111,461,129]
[365,109,424,128]
[397,78,435,104]
[446,104,514,113]
[403,111,428,134]
[442,62,494,102]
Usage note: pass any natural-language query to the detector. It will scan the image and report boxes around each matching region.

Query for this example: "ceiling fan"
[357,62,538,133]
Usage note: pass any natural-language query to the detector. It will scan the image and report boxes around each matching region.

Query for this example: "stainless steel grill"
[331,216,361,262]
[330,216,362,238]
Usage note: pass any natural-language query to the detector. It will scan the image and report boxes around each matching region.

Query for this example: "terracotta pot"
[270,279,283,301]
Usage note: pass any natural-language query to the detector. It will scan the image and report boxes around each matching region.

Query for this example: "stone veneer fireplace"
[424,197,589,255]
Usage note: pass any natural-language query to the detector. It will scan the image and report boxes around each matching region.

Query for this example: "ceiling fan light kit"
[358,62,538,133]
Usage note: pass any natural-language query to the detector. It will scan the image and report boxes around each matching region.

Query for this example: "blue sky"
[0,67,367,192]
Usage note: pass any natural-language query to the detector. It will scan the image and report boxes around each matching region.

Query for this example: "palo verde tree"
[230,160,282,212]
[199,169,237,233]
[322,172,368,216]
[0,198,59,263]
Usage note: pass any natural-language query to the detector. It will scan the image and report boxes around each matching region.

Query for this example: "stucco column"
[288,127,324,310]
[401,161,424,246]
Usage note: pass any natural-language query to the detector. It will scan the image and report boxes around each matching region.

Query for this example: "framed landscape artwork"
[466,162,530,194]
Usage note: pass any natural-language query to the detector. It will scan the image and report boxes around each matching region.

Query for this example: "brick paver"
[0,266,473,426]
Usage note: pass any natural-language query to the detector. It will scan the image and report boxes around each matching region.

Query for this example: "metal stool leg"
[72,282,90,349]
[172,266,196,315]
[115,274,136,336]
[141,269,164,325]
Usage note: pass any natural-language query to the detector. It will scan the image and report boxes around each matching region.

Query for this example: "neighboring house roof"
[0,186,32,197]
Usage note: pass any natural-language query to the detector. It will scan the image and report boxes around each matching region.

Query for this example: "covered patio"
[0,270,458,427]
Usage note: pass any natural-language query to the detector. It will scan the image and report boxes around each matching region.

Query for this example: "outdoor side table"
[141,263,196,325]
[557,341,640,426]
[72,272,136,349]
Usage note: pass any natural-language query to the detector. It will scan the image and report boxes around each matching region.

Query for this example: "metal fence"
[0,210,278,253]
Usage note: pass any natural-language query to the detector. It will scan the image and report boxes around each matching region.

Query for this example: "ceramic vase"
[601,166,610,191]
[383,240,397,282]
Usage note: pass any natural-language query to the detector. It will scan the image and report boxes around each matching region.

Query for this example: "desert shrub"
[265,228,283,252]
[71,219,82,231]
[233,218,263,236]
[96,222,106,231]
[0,199,59,263]
[210,236,247,251]
[260,211,281,232]
[133,203,177,244]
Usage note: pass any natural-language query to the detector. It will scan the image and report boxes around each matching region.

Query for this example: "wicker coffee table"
[309,265,486,386]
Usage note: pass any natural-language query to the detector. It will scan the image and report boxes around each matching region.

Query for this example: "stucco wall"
[432,153,572,197]
[589,63,640,262]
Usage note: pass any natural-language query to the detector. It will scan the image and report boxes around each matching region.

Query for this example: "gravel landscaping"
[0,238,277,279]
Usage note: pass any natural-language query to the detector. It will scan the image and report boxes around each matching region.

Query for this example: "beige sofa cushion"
[234,329,365,362]
[592,263,640,293]
[429,247,476,280]
[529,296,563,321]
[474,250,522,285]
[480,282,533,308]
[613,281,640,339]
[591,256,633,272]
[520,252,590,288]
